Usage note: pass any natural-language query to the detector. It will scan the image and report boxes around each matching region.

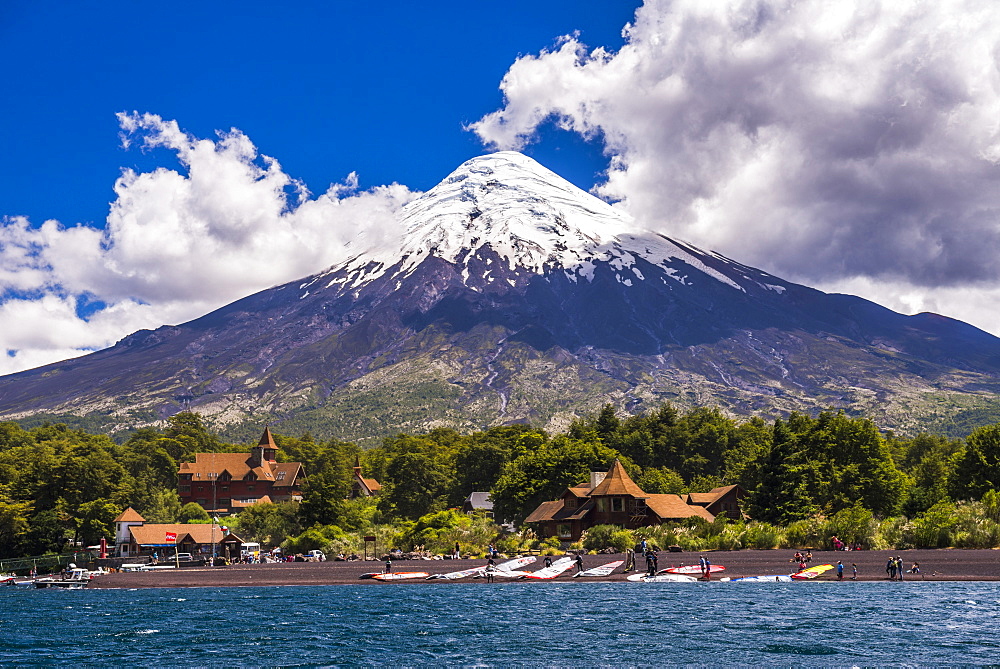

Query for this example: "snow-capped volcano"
[3,151,1000,441]
[396,151,633,273]
[328,151,764,295]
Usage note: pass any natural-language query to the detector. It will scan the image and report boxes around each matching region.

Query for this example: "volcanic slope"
[3,151,1000,441]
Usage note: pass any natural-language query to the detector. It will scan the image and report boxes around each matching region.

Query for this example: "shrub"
[782,517,826,549]
[743,522,784,549]
[582,525,634,553]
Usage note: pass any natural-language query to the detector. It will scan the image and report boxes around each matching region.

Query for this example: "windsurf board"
[664,564,726,574]
[791,564,834,579]
[522,556,575,580]
[372,571,430,581]
[573,560,624,577]
[626,572,697,582]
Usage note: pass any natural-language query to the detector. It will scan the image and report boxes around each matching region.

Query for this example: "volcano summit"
[2,152,1000,440]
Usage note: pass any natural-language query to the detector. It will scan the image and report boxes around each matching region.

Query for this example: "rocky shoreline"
[87,548,1000,589]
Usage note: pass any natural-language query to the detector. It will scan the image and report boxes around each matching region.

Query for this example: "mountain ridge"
[2,151,1000,440]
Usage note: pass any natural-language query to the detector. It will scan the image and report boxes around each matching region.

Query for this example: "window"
[221,486,229,492]
[179,485,191,494]
[611,498,624,512]
[596,498,607,512]
[557,524,572,538]
[247,485,255,492]
[219,472,231,482]
[565,498,577,509]
[197,499,207,506]
[275,472,286,481]
[245,472,257,482]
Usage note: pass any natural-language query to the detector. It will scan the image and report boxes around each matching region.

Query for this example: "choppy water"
[1,581,997,665]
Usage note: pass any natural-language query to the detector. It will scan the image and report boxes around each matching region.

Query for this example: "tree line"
[2,404,1000,560]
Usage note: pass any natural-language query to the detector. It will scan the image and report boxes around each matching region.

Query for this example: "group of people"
[886,556,919,580]
[835,560,859,580]
[791,551,813,569]
[830,535,863,551]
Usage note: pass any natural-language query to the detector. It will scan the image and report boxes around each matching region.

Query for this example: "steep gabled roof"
[114,507,145,523]
[588,460,647,498]
[464,492,493,511]
[564,484,592,498]
[646,494,715,522]
[688,485,741,506]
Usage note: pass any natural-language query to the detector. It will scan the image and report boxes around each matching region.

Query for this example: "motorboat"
[33,568,91,589]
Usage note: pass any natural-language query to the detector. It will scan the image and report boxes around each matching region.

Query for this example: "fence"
[0,551,97,574]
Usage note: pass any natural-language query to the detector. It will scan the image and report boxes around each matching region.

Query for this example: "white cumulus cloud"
[0,113,415,375]
[471,0,1000,335]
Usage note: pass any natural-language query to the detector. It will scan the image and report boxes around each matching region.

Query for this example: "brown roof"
[588,460,647,498]
[688,485,740,506]
[258,426,277,449]
[524,500,564,524]
[646,494,715,522]
[525,499,594,523]
[179,452,301,485]
[231,495,274,509]
[564,484,592,498]
[129,523,243,546]
[114,507,145,523]
[360,477,381,493]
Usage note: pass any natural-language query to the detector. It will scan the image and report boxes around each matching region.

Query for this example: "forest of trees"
[3,404,1000,561]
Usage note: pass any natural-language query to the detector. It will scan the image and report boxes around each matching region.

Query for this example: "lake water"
[1,581,996,665]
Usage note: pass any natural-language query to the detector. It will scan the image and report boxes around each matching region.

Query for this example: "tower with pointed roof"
[351,454,382,497]
[177,426,303,515]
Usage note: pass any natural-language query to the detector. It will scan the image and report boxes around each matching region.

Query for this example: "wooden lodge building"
[524,460,744,542]
[177,427,304,515]
[113,508,244,560]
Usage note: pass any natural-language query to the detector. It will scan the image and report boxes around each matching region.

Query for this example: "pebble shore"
[87,548,1000,588]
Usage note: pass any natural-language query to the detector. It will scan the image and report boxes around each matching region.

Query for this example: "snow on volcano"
[309,151,789,297]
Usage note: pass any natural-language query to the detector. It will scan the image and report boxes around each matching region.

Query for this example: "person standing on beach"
[886,557,896,580]
[623,548,635,573]
[896,556,904,581]
[543,555,553,568]
[454,542,460,559]
[384,555,392,574]
[851,563,858,580]
[645,551,655,576]
[486,555,496,582]
[575,553,584,573]
[836,561,844,580]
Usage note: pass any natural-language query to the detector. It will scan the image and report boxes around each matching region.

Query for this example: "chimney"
[589,471,607,490]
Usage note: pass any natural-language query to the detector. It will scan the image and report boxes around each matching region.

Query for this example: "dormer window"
[219,472,231,482]
[245,472,258,482]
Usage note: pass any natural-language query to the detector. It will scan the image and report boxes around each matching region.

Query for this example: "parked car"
[306,550,326,561]
[172,552,206,566]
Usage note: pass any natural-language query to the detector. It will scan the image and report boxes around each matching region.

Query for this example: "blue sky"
[3,0,1000,375]
[1,0,637,227]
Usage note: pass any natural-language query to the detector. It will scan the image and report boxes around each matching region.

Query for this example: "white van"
[241,542,261,560]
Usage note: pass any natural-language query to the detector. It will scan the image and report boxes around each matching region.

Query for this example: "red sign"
[165,531,177,542]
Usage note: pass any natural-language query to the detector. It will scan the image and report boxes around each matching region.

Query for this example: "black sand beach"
[88,548,1000,588]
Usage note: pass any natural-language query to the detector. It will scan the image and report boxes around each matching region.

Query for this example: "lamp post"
[211,455,217,567]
